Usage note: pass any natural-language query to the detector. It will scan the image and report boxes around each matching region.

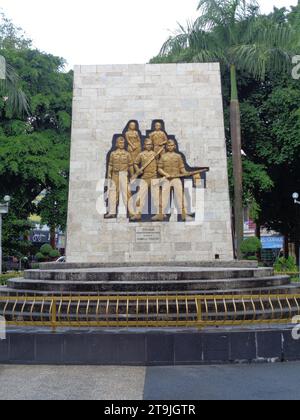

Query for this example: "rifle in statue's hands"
[131,141,167,181]
[162,168,210,180]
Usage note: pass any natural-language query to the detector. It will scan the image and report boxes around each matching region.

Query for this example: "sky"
[0,0,298,69]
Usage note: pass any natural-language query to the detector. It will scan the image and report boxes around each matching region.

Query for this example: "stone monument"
[2,63,297,367]
[66,63,233,263]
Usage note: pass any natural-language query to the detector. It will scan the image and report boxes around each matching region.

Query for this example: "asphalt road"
[1,362,300,400]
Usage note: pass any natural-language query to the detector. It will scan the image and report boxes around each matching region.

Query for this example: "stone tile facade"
[67,63,234,263]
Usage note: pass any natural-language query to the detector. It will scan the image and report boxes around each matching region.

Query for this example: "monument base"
[1,325,300,366]
[2,264,293,295]
[0,263,299,365]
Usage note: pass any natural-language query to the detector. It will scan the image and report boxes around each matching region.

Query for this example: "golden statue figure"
[149,122,168,158]
[131,139,160,222]
[125,121,142,162]
[105,137,135,219]
[105,121,209,223]
[158,140,189,222]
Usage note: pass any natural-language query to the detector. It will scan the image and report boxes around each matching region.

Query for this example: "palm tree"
[159,0,296,258]
[0,60,29,115]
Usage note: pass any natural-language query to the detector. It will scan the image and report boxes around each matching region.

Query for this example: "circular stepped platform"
[1,263,299,366]
[23,267,274,282]
[0,283,299,297]
[1,265,292,295]
[0,266,297,330]
[7,274,290,293]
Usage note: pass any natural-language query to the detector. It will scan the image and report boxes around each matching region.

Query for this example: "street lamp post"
[293,192,300,205]
[0,196,11,275]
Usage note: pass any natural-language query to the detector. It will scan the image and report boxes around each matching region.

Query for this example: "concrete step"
[0,284,297,298]
[39,261,260,270]
[7,275,290,293]
[0,283,299,297]
[24,267,274,282]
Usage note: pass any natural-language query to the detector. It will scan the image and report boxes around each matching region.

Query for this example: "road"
[0,362,300,400]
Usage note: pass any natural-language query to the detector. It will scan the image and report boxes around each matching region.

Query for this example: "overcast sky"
[0,0,298,69]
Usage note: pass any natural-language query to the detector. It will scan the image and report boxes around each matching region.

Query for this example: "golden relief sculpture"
[105,137,135,219]
[149,121,168,157]
[125,121,142,162]
[104,121,209,222]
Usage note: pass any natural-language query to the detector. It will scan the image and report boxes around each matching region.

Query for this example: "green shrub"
[35,252,46,262]
[40,244,53,256]
[49,249,60,259]
[241,237,262,258]
[31,263,40,269]
[0,272,23,285]
[246,256,258,261]
[274,256,298,273]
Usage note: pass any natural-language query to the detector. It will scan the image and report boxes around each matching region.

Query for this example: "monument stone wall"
[67,63,234,263]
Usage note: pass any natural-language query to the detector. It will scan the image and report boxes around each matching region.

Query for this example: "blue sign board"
[261,236,284,250]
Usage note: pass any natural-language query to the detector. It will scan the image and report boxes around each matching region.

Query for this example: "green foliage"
[246,255,259,261]
[228,158,273,205]
[155,0,295,80]
[30,263,40,270]
[240,73,300,238]
[274,256,298,273]
[35,252,46,262]
[0,14,30,115]
[0,65,29,116]
[36,245,59,261]
[153,1,300,250]
[0,13,72,257]
[37,183,69,232]
[241,237,262,258]
[40,244,53,257]
[0,272,23,286]
[0,12,31,49]
[49,249,60,259]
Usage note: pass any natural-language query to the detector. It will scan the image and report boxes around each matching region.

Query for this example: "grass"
[0,272,23,286]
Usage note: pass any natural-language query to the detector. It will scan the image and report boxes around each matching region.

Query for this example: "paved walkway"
[1,362,300,400]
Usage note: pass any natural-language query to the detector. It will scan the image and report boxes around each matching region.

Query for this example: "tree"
[0,12,31,50]
[241,237,262,260]
[0,13,29,115]
[154,0,296,258]
[0,14,72,257]
[0,62,29,116]
[229,19,300,259]
[37,183,69,248]
[253,78,300,258]
[0,131,70,255]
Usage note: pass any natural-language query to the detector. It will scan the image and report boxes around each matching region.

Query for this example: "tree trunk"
[230,64,243,260]
[284,235,289,259]
[50,225,56,249]
[255,222,262,262]
[295,241,300,267]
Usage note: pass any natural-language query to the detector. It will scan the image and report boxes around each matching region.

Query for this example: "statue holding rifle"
[131,139,162,222]
[105,122,209,222]
[158,140,208,222]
